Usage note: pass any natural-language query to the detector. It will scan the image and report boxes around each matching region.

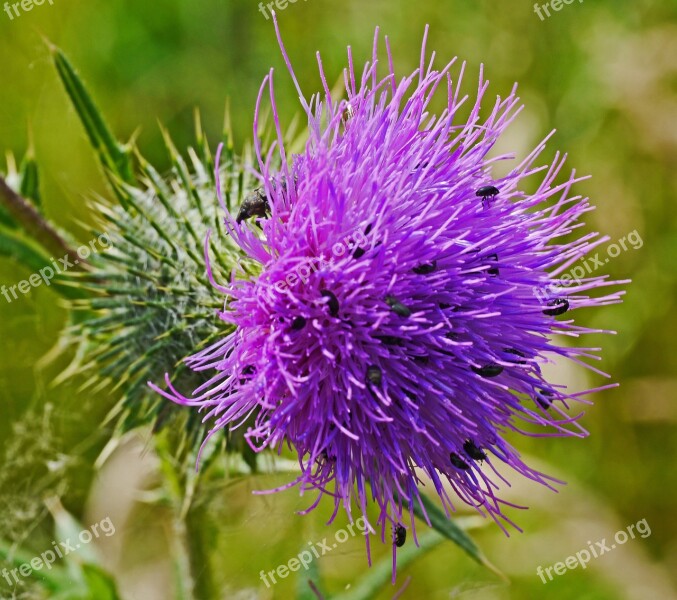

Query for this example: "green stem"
[185,506,216,600]
[169,511,196,600]
[0,176,83,267]
[155,435,217,600]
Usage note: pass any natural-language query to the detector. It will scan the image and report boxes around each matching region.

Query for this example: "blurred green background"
[1,0,676,598]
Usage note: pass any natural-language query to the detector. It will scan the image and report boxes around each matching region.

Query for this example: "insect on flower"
[476,184,500,208]
[463,439,488,462]
[543,298,570,316]
[450,452,471,470]
[394,524,407,548]
[151,14,626,577]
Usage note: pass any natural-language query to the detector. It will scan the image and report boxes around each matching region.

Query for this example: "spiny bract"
[61,121,259,439]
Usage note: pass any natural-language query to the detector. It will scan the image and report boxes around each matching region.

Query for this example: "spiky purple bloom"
[152,20,624,558]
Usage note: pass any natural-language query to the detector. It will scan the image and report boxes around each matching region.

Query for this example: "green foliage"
[0,502,122,600]
[410,493,502,577]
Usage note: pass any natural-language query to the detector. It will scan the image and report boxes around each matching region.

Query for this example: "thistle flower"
[153,19,624,557]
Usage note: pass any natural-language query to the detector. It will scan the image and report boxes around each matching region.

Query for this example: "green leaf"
[0,538,73,592]
[296,544,322,600]
[0,225,89,300]
[80,564,122,600]
[330,530,444,600]
[0,224,51,271]
[411,493,504,578]
[49,43,135,184]
[0,202,17,229]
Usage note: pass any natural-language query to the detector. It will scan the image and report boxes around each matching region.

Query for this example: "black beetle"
[471,364,504,378]
[394,525,407,547]
[450,452,470,470]
[413,260,437,275]
[476,185,500,199]
[463,439,487,461]
[543,298,570,316]
[291,316,307,330]
[320,290,340,317]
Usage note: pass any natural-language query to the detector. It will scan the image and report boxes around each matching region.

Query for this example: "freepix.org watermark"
[3,0,54,20]
[259,516,368,588]
[533,229,642,306]
[273,226,368,293]
[536,518,651,583]
[258,0,309,20]
[1,232,110,304]
[534,0,583,21]
[1,516,116,585]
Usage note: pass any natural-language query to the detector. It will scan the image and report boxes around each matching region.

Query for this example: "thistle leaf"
[330,530,444,600]
[0,202,16,229]
[49,43,135,185]
[412,493,504,578]
[0,224,52,271]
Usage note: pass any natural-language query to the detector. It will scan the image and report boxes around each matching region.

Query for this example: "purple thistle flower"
[152,17,625,565]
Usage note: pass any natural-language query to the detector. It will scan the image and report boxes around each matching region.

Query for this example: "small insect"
[463,439,487,461]
[543,298,570,316]
[366,365,382,386]
[318,449,335,463]
[535,389,554,409]
[291,316,307,330]
[385,295,412,317]
[471,364,504,378]
[239,364,256,385]
[394,524,407,547]
[475,185,500,207]
[236,187,270,223]
[413,260,437,275]
[449,452,470,470]
[320,289,340,317]
[484,253,499,276]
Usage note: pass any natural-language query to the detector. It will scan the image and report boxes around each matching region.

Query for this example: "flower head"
[152,19,624,555]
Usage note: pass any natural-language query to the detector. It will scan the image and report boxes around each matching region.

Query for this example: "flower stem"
[156,434,217,600]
